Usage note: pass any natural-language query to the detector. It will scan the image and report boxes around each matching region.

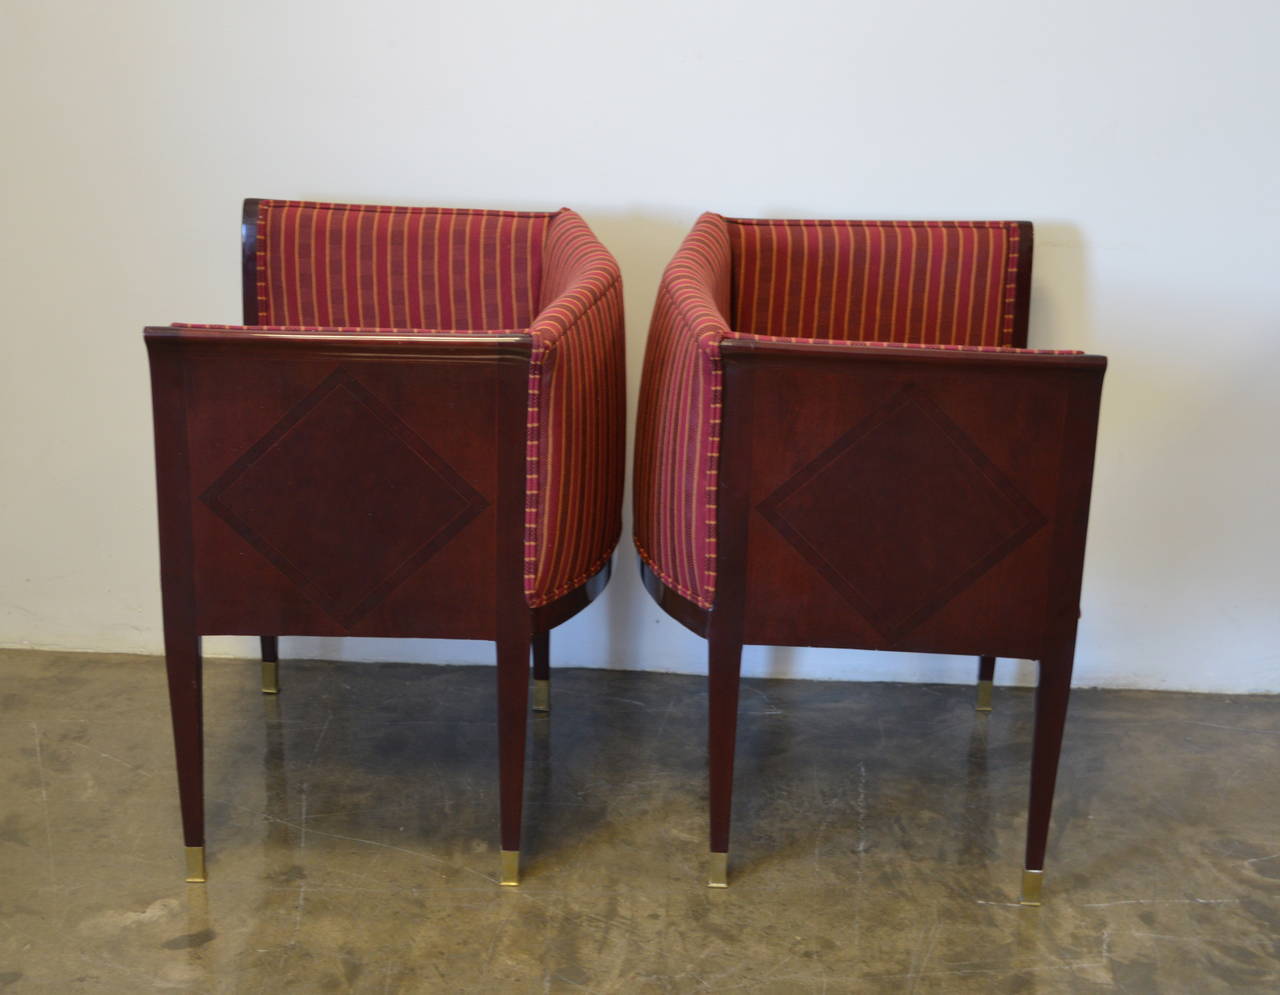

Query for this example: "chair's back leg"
[260,636,279,694]
[496,630,532,884]
[531,631,550,712]
[976,655,996,711]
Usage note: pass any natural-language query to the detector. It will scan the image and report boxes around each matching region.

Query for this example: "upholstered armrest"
[530,210,622,347]
[652,213,734,351]
[633,214,735,609]
[521,211,626,606]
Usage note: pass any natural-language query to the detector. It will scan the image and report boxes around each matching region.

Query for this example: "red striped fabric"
[525,210,626,606]
[634,213,1049,609]
[633,214,733,609]
[727,218,1023,347]
[255,200,549,330]
[210,200,622,607]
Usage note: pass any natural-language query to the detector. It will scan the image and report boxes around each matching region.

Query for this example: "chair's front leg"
[496,631,532,885]
[260,636,279,694]
[164,626,206,882]
[1022,650,1074,905]
[531,631,550,713]
[707,628,743,888]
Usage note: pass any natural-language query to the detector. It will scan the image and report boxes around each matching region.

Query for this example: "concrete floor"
[0,649,1277,993]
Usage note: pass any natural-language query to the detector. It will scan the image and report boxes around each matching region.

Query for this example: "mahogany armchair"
[147,199,624,885]
[634,214,1106,903]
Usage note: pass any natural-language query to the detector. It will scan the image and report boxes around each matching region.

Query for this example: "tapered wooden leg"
[708,630,743,887]
[260,636,279,695]
[165,627,205,882]
[1022,653,1074,905]
[497,632,531,884]
[976,655,996,711]
[531,630,550,713]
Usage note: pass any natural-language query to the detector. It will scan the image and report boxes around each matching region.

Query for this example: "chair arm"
[143,324,533,640]
[715,336,1107,655]
[719,334,1100,369]
[151,323,531,358]
[653,212,734,352]
[521,212,626,605]
[530,210,621,348]
[632,214,735,610]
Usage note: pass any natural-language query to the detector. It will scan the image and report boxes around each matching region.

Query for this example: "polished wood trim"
[1011,222,1034,349]
[719,334,1105,371]
[144,326,533,363]
[532,560,613,633]
[241,198,261,325]
[638,557,709,637]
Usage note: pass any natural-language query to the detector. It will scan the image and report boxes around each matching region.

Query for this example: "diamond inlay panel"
[758,386,1045,642]
[202,370,487,627]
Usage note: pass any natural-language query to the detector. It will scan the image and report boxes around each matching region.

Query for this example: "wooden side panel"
[721,343,1104,660]
[147,329,532,642]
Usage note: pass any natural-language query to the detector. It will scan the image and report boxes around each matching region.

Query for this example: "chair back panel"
[726,219,1027,347]
[254,200,551,329]
[525,209,626,606]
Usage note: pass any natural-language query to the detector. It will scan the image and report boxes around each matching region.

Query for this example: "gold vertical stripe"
[963,226,981,345]
[918,224,936,343]
[975,228,994,346]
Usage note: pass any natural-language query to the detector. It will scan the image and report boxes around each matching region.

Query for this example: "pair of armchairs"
[146,200,1104,905]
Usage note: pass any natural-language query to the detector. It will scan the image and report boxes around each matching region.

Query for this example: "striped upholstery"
[254,200,548,330]
[635,213,1047,609]
[237,200,622,607]
[728,218,1025,347]
[634,214,733,608]
[526,211,626,605]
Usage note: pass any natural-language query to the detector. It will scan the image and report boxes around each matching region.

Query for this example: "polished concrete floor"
[1,648,1277,993]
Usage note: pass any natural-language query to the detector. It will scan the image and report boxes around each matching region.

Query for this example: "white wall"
[3,0,1277,693]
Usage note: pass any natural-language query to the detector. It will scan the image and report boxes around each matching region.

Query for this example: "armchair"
[634,214,1105,903]
[147,199,624,885]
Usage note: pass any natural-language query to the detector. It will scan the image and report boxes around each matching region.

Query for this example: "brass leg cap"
[1020,868,1044,906]
[185,846,207,883]
[975,679,993,712]
[500,849,520,886]
[708,851,728,888]
[261,661,280,695]
[532,679,550,713]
